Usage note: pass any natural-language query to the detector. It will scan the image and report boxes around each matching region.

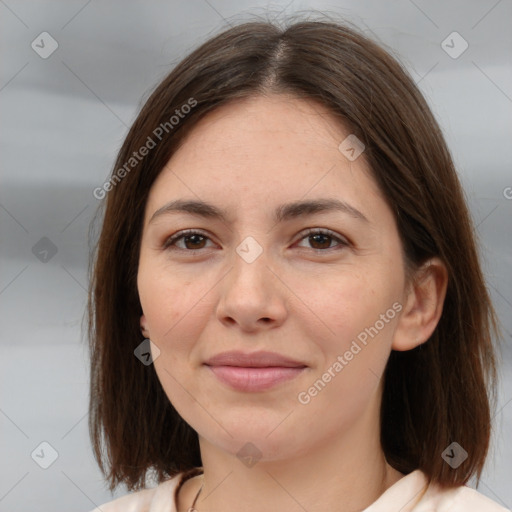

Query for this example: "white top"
[89,469,510,511]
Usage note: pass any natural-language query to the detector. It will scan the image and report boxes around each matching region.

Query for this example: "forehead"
[145,94,383,220]
[172,94,351,162]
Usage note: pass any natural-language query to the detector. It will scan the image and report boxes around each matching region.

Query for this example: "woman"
[87,16,508,512]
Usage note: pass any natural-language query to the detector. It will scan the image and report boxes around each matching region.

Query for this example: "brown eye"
[163,230,214,251]
[308,233,333,249]
[296,229,348,251]
[181,234,207,249]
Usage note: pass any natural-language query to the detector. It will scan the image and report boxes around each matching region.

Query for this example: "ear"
[140,313,150,338]
[392,257,448,351]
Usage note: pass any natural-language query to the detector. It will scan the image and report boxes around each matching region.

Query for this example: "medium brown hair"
[87,14,499,492]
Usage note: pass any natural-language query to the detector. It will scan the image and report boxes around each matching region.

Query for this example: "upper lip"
[204,350,307,368]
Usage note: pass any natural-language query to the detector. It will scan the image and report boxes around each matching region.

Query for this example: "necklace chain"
[187,479,204,512]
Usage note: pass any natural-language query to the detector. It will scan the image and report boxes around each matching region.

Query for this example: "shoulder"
[418,480,510,511]
[87,474,182,512]
[372,469,509,512]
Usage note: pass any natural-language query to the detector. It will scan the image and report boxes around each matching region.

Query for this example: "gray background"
[0,1,511,510]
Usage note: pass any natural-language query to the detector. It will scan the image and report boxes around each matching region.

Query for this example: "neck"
[178,395,404,512]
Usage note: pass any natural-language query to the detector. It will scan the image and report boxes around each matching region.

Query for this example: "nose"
[215,243,288,333]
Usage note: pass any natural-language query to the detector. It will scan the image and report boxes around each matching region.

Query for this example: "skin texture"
[137,94,447,512]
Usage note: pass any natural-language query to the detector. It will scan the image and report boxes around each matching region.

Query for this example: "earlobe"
[140,314,149,338]
[392,257,448,351]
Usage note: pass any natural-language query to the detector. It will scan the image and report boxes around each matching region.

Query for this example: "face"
[137,94,409,461]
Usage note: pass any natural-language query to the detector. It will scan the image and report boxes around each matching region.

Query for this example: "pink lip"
[207,366,306,391]
[204,350,307,392]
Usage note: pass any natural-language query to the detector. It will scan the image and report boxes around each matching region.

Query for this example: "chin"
[194,411,301,457]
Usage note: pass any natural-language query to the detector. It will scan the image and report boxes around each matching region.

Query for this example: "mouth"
[206,365,307,392]
[203,350,308,392]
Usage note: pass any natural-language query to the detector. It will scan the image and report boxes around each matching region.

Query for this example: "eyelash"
[162,228,349,253]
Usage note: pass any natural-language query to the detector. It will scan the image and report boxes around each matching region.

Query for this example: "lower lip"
[206,365,306,392]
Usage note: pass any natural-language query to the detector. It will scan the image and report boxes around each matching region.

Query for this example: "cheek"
[294,266,397,343]
[138,260,204,338]
[294,266,400,393]
[138,265,220,402]
[294,273,397,431]
[140,269,210,416]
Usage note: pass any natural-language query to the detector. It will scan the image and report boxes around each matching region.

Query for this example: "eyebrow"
[149,198,369,225]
